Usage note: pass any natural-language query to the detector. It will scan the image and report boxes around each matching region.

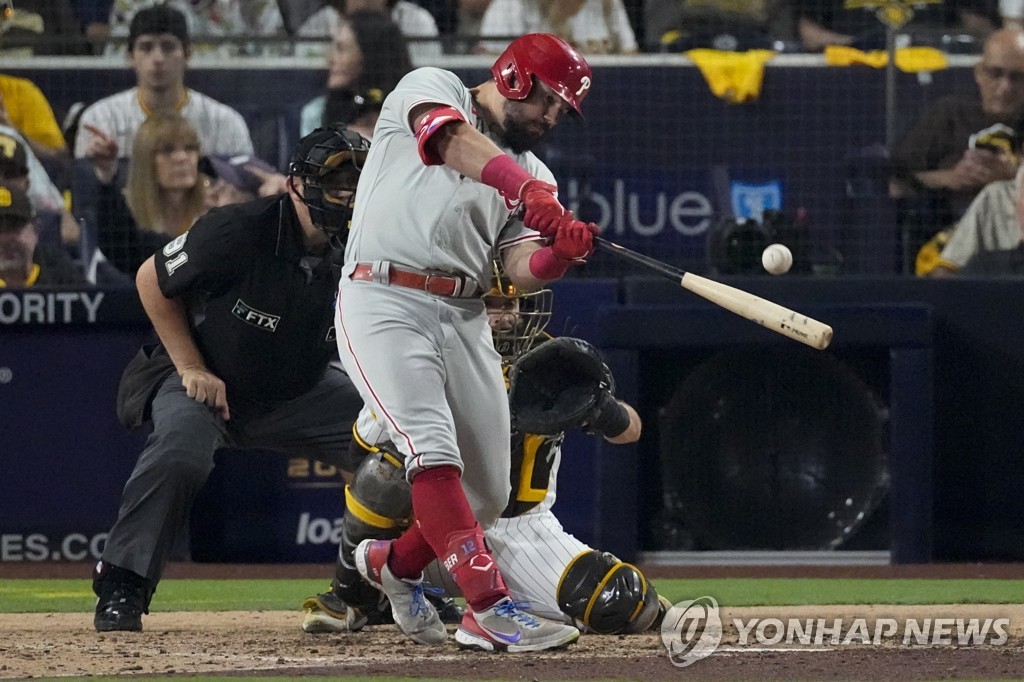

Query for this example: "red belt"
[350,263,474,297]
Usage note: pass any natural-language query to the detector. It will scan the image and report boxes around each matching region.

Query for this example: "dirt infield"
[3,563,1024,680]
[2,606,1023,680]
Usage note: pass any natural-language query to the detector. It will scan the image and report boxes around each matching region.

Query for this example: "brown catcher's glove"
[508,337,615,435]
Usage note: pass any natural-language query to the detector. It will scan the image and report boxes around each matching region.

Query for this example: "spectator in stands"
[297,0,442,61]
[927,163,1023,276]
[199,153,279,208]
[477,0,638,54]
[0,127,84,263]
[0,130,66,218]
[0,184,86,287]
[0,73,69,164]
[0,0,91,55]
[96,113,206,276]
[889,28,1024,250]
[74,5,253,185]
[796,0,999,52]
[300,11,412,137]
[644,0,796,53]
[105,0,287,57]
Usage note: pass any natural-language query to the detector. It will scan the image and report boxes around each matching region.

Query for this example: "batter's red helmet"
[491,33,592,117]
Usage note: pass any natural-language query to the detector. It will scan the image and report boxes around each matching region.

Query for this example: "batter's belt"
[349,262,479,297]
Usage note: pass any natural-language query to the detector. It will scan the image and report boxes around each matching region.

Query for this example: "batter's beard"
[500,102,546,153]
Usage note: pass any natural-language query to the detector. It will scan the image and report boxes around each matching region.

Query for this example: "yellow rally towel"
[824,45,948,72]
[685,49,776,104]
[895,46,949,72]
[915,229,955,277]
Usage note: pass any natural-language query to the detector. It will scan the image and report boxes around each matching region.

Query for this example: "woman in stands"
[299,11,413,140]
[96,113,206,275]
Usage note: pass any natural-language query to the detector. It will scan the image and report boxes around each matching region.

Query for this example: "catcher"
[302,265,666,636]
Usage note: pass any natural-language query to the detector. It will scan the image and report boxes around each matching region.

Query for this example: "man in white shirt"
[929,168,1023,276]
[74,5,254,184]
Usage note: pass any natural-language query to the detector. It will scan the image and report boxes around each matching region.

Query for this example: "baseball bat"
[594,237,833,350]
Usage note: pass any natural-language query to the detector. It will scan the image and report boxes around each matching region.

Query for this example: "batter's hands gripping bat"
[594,237,833,350]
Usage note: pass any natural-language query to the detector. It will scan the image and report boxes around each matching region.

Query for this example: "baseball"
[762,243,793,275]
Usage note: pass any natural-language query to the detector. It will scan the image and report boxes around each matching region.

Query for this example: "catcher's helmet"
[491,33,592,117]
[288,124,370,245]
[485,260,552,359]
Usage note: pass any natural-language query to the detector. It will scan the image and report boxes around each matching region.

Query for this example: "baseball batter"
[335,33,598,652]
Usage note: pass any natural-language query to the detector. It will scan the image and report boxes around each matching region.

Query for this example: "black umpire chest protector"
[182,196,342,403]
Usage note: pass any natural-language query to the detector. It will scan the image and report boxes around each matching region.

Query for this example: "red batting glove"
[551,215,596,261]
[528,215,598,279]
[520,179,563,236]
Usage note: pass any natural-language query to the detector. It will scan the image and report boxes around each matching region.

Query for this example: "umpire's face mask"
[302,167,359,246]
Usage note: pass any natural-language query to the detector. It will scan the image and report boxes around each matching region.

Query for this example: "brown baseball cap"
[0,184,34,221]
[0,132,28,174]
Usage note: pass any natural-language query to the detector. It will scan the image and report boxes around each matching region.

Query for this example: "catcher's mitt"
[508,337,614,435]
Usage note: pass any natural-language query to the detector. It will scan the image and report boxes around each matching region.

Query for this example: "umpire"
[92,125,369,632]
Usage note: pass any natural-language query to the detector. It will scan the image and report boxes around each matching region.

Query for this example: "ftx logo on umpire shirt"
[232,299,280,331]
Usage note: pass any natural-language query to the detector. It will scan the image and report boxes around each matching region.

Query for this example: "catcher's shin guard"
[344,444,412,543]
[331,446,414,612]
[556,550,659,634]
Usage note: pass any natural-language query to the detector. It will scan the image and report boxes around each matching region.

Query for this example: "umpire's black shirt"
[154,194,339,402]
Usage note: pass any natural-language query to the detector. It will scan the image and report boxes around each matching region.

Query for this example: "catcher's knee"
[344,445,412,541]
[556,550,661,634]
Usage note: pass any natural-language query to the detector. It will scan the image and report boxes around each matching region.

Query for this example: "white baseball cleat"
[355,539,447,646]
[455,597,581,652]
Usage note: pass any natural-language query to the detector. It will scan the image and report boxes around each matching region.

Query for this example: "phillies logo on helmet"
[491,33,593,117]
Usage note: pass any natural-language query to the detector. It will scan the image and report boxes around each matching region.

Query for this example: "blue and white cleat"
[455,597,580,652]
